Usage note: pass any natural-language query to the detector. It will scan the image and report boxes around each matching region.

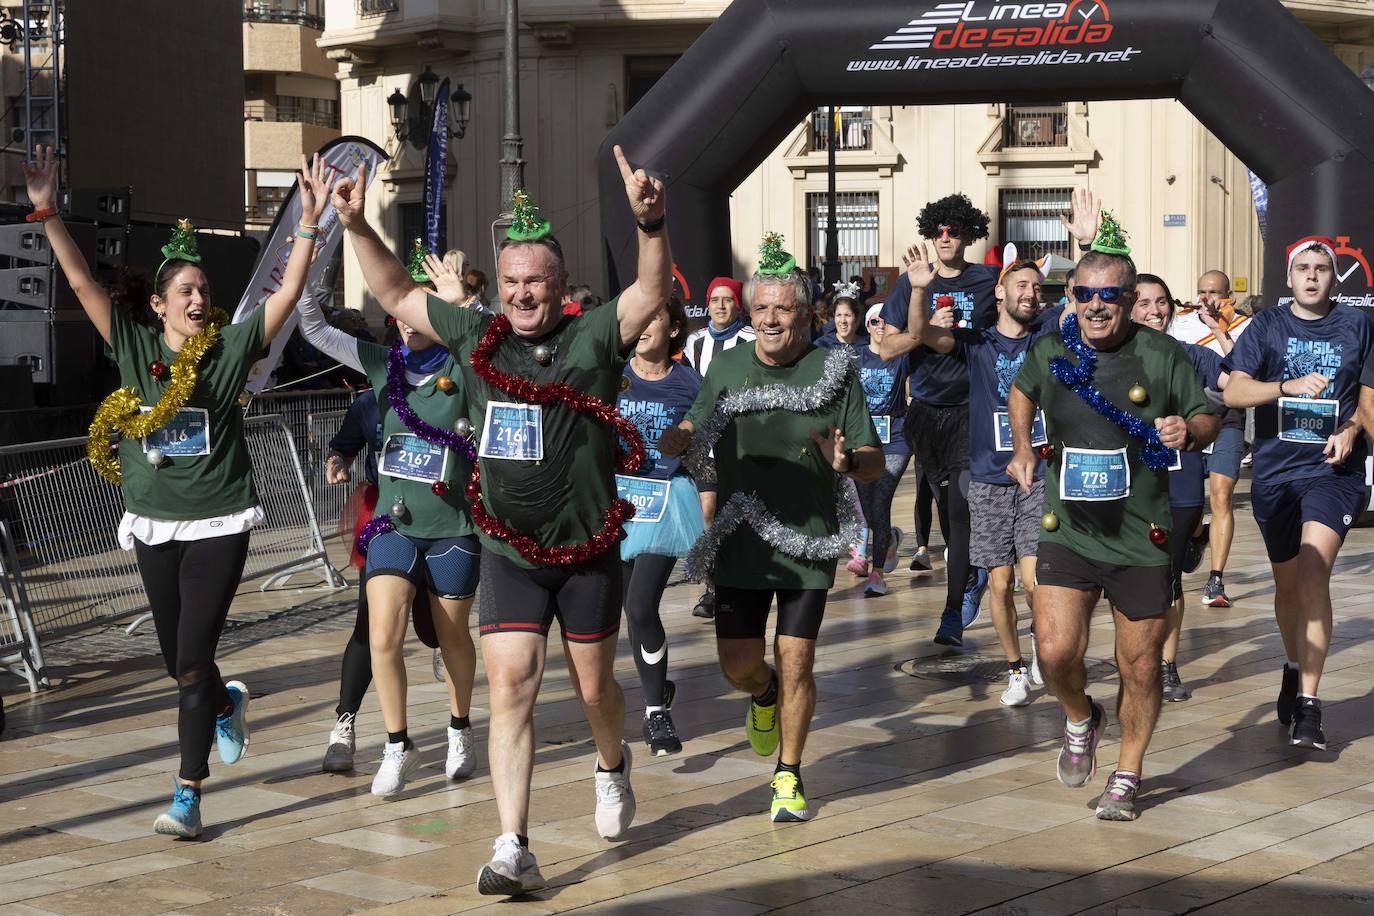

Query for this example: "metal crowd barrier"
[0,415,346,692]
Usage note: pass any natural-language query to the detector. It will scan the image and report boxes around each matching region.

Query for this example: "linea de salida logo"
[871,0,1114,51]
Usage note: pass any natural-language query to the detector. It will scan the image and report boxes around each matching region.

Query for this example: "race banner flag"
[424,78,450,256]
[233,136,387,393]
[1248,170,1269,241]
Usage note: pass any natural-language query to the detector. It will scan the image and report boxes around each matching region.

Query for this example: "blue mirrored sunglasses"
[1072,285,1126,304]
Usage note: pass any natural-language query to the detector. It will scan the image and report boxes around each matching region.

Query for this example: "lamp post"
[386,71,474,146]
[500,0,525,211]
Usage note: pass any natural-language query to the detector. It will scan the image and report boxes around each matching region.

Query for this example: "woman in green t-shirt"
[297,250,483,800]
[22,146,334,839]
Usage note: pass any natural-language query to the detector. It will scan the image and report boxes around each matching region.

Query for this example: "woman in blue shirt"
[617,296,705,757]
[855,304,912,597]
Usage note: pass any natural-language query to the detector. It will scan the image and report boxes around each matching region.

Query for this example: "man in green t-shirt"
[330,147,669,897]
[1007,242,1216,823]
[660,248,882,824]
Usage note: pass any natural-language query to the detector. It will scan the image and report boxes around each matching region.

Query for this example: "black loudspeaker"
[64,186,132,226]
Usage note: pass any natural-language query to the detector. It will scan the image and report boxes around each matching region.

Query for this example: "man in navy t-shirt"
[1224,236,1374,752]
[899,251,1058,703]
[880,190,1100,646]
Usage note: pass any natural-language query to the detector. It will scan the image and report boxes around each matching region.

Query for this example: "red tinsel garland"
[466,314,645,565]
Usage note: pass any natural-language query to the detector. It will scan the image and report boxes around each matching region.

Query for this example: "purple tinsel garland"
[1049,313,1173,471]
[356,513,395,556]
[386,340,477,463]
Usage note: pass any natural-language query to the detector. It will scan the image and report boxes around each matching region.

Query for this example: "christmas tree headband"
[155,218,202,284]
[757,232,797,276]
[407,238,430,283]
[1090,210,1132,257]
[507,189,552,242]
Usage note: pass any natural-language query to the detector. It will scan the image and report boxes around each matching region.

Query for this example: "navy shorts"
[364,531,481,600]
[1251,473,1364,563]
[1203,425,1245,480]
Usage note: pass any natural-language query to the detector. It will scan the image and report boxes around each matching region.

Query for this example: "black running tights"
[931,470,973,618]
[134,532,251,781]
[621,554,676,708]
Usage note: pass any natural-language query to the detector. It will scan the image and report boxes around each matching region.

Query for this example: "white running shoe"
[446,725,476,780]
[1029,634,1044,686]
[477,832,546,896]
[594,739,636,839]
[371,741,420,797]
[432,648,445,682]
[1000,670,1031,707]
[883,527,904,573]
[322,713,356,773]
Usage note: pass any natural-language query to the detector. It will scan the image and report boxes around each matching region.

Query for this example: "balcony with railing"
[357,0,401,17]
[245,97,340,130]
[1003,106,1068,149]
[809,108,874,152]
[243,0,325,29]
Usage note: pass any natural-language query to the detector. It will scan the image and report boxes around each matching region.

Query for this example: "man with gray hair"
[1008,219,1216,822]
[660,234,881,824]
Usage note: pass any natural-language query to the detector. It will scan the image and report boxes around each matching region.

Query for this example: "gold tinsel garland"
[88,308,230,485]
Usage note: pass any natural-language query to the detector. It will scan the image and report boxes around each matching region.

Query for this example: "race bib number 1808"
[1278,397,1339,444]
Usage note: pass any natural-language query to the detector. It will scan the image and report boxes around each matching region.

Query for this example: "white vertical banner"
[234,136,388,393]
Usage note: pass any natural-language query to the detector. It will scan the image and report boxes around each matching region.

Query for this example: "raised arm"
[295,292,364,373]
[22,146,113,344]
[330,162,437,339]
[900,242,950,354]
[611,145,672,347]
[261,153,337,346]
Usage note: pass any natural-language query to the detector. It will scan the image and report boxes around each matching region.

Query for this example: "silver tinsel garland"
[682,346,862,583]
[684,346,857,485]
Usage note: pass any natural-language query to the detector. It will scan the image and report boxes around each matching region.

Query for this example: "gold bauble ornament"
[1041,511,1060,532]
[1128,383,1148,405]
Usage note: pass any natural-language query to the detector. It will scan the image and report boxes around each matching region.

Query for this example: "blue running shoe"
[153,780,202,838]
[933,608,963,647]
[215,680,250,765]
[961,566,989,628]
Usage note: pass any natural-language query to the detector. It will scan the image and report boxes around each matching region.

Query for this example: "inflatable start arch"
[599,0,1374,313]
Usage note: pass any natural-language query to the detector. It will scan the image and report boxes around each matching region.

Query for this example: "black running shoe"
[643,709,682,756]
[1277,663,1299,726]
[1183,523,1209,575]
[1289,696,1327,750]
[1161,661,1192,703]
[692,591,715,619]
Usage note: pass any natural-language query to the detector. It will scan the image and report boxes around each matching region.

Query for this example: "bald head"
[1197,270,1232,308]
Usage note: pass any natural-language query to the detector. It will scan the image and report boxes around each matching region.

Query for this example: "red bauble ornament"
[431,481,449,496]
[465,315,645,566]
[1037,443,1055,460]
[149,360,168,379]
[1149,525,1167,546]
[936,295,955,310]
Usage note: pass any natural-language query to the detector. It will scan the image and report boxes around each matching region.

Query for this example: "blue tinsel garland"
[1049,313,1173,471]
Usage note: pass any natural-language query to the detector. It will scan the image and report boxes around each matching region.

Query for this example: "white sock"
[1298,693,1319,701]
[645,705,664,716]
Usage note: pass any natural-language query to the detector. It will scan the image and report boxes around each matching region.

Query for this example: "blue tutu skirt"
[620,474,705,561]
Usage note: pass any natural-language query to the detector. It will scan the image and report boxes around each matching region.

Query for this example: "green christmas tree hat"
[407,238,431,282]
[155,218,202,281]
[507,189,552,241]
[757,232,797,276]
[1090,210,1131,257]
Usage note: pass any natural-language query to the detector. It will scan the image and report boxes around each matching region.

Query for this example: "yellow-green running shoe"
[746,695,778,757]
[770,770,811,822]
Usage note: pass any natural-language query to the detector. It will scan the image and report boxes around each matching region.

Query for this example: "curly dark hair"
[917,193,990,242]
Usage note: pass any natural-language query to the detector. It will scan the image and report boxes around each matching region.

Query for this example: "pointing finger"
[613,144,634,181]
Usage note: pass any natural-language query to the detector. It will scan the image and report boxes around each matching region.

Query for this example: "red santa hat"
[1286,235,1337,273]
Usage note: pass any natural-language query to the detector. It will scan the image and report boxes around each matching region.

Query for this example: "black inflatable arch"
[599,0,1374,311]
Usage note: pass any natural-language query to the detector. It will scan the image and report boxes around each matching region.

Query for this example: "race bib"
[994,410,1048,452]
[1060,447,1130,501]
[616,475,668,523]
[1278,397,1338,444]
[873,415,892,445]
[380,433,449,483]
[479,401,544,461]
[142,407,211,457]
